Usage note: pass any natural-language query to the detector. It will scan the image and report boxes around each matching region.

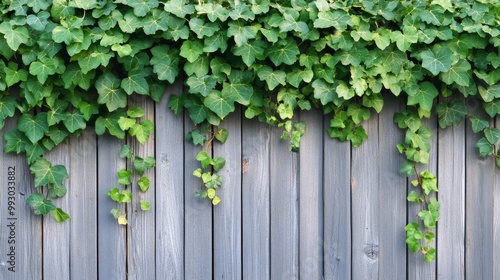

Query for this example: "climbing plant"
[1,0,499,262]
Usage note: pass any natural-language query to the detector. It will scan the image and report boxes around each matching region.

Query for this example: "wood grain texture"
[97,133,127,280]
[127,95,156,280]
[68,130,98,280]
[242,118,271,279]
[0,117,42,280]
[299,110,324,279]
[351,110,380,280]
[465,99,494,280]
[436,97,465,280]
[494,115,500,280]
[323,117,351,280]
[184,112,213,280]
[155,82,185,279]
[213,108,242,280]
[377,95,407,279]
[270,121,299,280]
[43,137,70,280]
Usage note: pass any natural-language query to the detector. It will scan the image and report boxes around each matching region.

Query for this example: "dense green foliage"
[1,0,500,262]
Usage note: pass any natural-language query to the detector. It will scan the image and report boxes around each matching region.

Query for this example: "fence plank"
[299,110,324,279]
[323,118,351,280]
[214,108,242,280]
[465,100,494,280]
[184,112,213,279]
[97,134,127,279]
[68,130,98,279]
[377,95,407,279]
[437,97,465,280]
[43,139,71,280]
[0,118,42,280]
[270,124,299,280]
[127,96,156,280]
[242,119,271,279]
[155,82,185,279]
[351,110,380,280]
[495,117,500,280]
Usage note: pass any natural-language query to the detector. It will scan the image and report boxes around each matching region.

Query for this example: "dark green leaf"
[134,156,156,176]
[435,99,467,129]
[18,113,49,144]
[26,193,56,216]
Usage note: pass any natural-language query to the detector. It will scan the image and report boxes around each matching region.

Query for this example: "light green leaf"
[140,200,151,211]
[138,176,150,192]
[227,20,258,47]
[121,70,149,95]
[180,40,204,63]
[117,169,132,185]
[129,119,154,144]
[52,208,71,222]
[119,144,133,159]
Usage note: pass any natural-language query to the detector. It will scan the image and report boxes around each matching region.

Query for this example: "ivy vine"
[0,0,499,262]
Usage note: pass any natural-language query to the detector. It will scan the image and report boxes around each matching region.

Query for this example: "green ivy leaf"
[420,48,453,76]
[140,200,151,211]
[48,183,67,198]
[196,151,212,169]
[231,40,266,66]
[0,23,30,51]
[204,90,237,119]
[0,95,17,128]
[180,40,204,63]
[214,128,228,144]
[52,207,71,222]
[26,193,56,216]
[18,113,49,144]
[63,111,86,133]
[119,144,133,159]
[96,73,128,112]
[117,169,132,185]
[483,99,500,118]
[469,116,489,133]
[3,130,28,154]
[347,104,370,124]
[266,38,299,66]
[129,119,154,144]
[475,137,494,157]
[421,170,438,195]
[407,82,439,112]
[30,157,69,188]
[484,128,500,145]
[138,176,150,192]
[127,106,146,118]
[118,117,136,131]
[227,20,258,47]
[150,45,180,83]
[435,99,467,129]
[108,187,132,203]
[212,156,226,171]
[134,156,156,176]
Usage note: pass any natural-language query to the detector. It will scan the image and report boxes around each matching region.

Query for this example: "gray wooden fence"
[0,82,499,279]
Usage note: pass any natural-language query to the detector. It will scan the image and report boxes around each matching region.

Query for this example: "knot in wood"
[363,243,379,260]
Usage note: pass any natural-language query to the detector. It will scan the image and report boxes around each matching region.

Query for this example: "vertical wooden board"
[214,108,242,280]
[0,118,42,280]
[270,124,299,280]
[43,137,71,279]
[97,134,127,279]
[323,120,351,280]
[299,110,323,279]
[351,113,380,279]
[68,130,98,279]
[184,113,212,279]
[242,118,271,279]
[407,111,438,280]
[127,96,156,280]
[436,97,465,280]
[377,95,407,279]
[495,116,500,280]
[155,82,185,279]
[464,100,494,280]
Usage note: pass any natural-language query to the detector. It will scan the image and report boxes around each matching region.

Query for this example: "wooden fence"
[0,82,499,279]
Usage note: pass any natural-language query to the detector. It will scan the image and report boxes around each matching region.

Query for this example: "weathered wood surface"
[0,91,499,280]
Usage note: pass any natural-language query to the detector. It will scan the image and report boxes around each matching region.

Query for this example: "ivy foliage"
[0,0,500,262]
